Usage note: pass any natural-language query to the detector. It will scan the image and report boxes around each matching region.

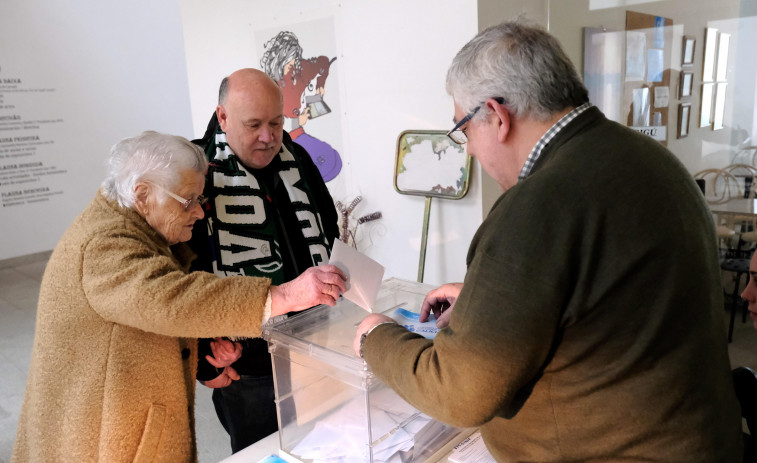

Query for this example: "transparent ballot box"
[264,278,464,463]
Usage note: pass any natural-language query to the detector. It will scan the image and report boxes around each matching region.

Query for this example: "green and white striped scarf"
[201,129,331,284]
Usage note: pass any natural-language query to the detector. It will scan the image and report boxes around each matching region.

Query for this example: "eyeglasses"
[446,97,505,145]
[148,182,207,211]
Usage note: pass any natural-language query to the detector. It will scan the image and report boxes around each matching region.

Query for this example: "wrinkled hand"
[353,313,396,357]
[269,265,348,317]
[200,366,240,388]
[205,337,242,369]
[420,283,463,328]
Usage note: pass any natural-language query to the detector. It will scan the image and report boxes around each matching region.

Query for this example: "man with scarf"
[189,68,340,453]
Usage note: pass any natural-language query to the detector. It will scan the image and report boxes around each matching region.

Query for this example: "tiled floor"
[1,253,757,463]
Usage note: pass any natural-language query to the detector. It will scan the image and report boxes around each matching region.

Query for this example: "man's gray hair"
[101,131,208,209]
[218,76,229,105]
[446,21,589,122]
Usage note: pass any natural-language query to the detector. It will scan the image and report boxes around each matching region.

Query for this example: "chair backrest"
[724,164,757,176]
[694,169,744,204]
[724,164,757,198]
[731,146,757,166]
[714,212,757,253]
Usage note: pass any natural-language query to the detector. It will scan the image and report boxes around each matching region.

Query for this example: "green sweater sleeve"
[364,190,569,427]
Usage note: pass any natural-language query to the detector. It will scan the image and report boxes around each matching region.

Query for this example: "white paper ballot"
[290,388,428,462]
[448,432,496,463]
[329,239,385,312]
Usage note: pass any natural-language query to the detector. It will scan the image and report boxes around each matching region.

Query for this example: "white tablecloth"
[217,432,283,463]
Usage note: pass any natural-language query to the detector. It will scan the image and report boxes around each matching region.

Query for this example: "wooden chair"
[724,164,757,198]
[715,212,757,342]
[694,169,743,204]
[731,146,757,167]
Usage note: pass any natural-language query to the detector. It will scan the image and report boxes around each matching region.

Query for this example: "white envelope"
[329,240,385,312]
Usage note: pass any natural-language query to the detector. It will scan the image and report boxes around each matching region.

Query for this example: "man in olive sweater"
[354,21,742,462]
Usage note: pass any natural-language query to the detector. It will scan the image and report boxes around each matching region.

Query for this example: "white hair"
[101,131,208,208]
[446,20,589,122]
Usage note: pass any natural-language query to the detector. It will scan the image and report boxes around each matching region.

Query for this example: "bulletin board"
[624,11,673,146]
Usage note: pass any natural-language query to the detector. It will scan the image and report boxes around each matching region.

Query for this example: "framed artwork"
[679,71,693,98]
[702,27,718,82]
[700,82,714,127]
[682,35,696,66]
[394,130,471,199]
[677,103,691,138]
[716,32,730,82]
[713,82,728,130]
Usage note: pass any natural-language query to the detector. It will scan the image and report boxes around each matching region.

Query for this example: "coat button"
[182,348,190,359]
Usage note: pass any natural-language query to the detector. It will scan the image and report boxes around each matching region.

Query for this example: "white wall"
[180,0,481,284]
[0,0,193,259]
[0,0,482,284]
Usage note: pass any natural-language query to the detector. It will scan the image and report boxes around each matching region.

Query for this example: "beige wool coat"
[12,192,274,462]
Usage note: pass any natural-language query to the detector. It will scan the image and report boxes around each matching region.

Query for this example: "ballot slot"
[265,277,466,463]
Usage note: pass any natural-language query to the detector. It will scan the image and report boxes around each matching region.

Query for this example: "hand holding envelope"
[328,239,385,312]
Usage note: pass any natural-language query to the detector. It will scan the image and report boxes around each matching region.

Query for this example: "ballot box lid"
[264,277,434,379]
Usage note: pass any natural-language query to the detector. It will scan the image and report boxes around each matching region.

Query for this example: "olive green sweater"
[365,108,742,462]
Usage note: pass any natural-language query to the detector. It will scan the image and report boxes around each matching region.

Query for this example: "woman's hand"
[269,265,347,317]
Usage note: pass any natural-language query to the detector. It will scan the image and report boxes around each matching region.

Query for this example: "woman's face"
[141,169,205,245]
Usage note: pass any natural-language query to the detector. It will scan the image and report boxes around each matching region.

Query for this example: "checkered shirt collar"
[517,102,593,182]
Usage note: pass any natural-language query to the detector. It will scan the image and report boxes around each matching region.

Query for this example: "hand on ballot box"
[353,313,396,357]
[269,264,347,316]
[420,282,463,328]
[354,283,465,357]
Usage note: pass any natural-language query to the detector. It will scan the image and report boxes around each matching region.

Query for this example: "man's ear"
[486,98,511,143]
[216,105,228,132]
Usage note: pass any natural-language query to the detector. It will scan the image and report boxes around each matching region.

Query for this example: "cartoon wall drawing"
[261,31,343,182]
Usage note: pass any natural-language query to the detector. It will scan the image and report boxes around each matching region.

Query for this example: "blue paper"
[647,49,664,83]
[257,456,288,463]
[392,307,440,339]
[654,16,665,48]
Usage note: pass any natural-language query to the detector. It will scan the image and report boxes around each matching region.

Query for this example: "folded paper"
[329,239,385,312]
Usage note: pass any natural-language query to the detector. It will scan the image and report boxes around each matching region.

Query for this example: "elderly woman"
[12,131,346,462]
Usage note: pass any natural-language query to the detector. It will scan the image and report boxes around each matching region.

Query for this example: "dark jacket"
[190,113,339,380]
